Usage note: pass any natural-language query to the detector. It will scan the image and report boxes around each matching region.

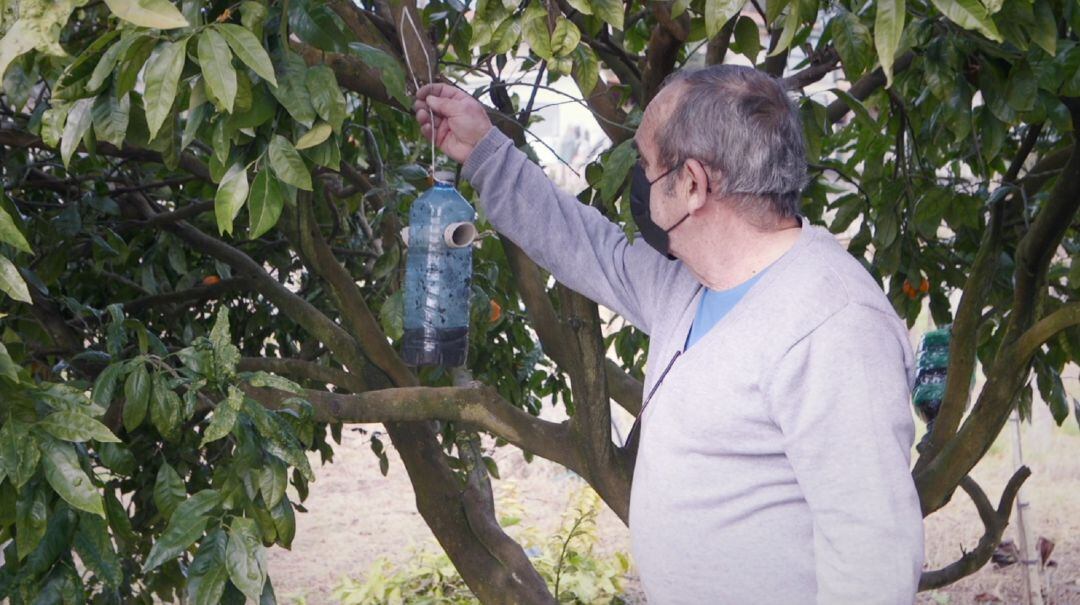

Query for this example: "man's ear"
[683,158,714,214]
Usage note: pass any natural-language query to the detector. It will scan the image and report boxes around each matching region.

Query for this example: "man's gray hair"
[656,65,807,223]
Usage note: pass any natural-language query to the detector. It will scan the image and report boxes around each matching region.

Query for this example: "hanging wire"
[400,8,437,178]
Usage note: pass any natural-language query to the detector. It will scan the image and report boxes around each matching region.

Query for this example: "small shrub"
[331,483,631,604]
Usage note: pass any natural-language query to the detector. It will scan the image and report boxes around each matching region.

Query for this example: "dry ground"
[270,397,1080,604]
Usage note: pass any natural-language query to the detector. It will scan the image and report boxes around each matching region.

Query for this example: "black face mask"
[630,161,695,260]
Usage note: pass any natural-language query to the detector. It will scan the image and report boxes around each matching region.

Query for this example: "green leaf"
[154,461,186,519]
[305,65,346,132]
[874,0,905,88]
[0,422,39,489]
[246,371,304,394]
[15,483,47,560]
[590,0,624,30]
[198,29,237,113]
[295,122,333,150]
[1030,0,1056,56]
[832,88,876,130]
[571,45,599,96]
[116,35,158,97]
[930,0,1002,41]
[188,528,230,605]
[38,411,121,443]
[767,1,801,56]
[269,50,317,125]
[0,342,19,381]
[92,363,125,408]
[522,7,552,60]
[346,43,409,107]
[142,511,209,572]
[832,10,872,80]
[766,0,790,25]
[41,438,105,517]
[122,362,150,432]
[0,203,31,254]
[144,38,189,140]
[72,512,122,589]
[1006,61,1037,113]
[705,0,747,38]
[176,489,222,519]
[61,97,94,167]
[599,139,637,203]
[270,497,295,549]
[201,385,242,446]
[379,290,404,340]
[215,24,277,86]
[565,0,593,14]
[0,255,30,303]
[0,0,86,87]
[92,92,131,148]
[104,0,190,29]
[268,135,312,191]
[550,18,581,57]
[98,442,136,475]
[215,163,249,235]
[87,39,128,93]
[731,16,761,62]
[257,460,287,508]
[150,374,182,439]
[227,517,268,601]
[247,168,285,238]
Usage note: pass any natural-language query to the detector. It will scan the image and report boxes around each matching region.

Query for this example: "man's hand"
[414,83,493,164]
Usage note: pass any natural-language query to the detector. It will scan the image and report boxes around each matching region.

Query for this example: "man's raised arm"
[414,83,680,333]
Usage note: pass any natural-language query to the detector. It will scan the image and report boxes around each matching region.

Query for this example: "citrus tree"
[0,0,1078,601]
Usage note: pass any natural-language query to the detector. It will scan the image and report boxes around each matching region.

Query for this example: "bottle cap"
[434,170,456,184]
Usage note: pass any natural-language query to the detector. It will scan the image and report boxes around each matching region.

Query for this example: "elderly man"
[414,65,924,604]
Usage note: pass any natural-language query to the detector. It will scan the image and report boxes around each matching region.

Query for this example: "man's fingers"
[436,120,450,146]
[425,95,454,115]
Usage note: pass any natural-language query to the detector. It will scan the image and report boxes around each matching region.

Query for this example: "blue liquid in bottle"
[402,181,476,367]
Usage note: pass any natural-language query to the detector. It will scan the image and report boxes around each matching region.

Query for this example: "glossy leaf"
[123,363,150,432]
[104,0,190,29]
[188,528,230,605]
[198,29,238,113]
[247,168,286,239]
[216,24,277,86]
[215,163,250,235]
[42,438,105,517]
[268,135,313,191]
[226,517,268,601]
[144,38,189,140]
[0,421,40,489]
[38,411,121,443]
[874,0,905,87]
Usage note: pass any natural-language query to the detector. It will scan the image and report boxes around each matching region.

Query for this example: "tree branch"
[825,52,915,125]
[642,1,689,104]
[782,47,840,90]
[129,195,374,378]
[705,16,738,66]
[121,277,250,316]
[292,42,403,110]
[249,384,578,466]
[1012,302,1080,363]
[237,356,368,393]
[916,104,1080,513]
[919,467,1031,590]
[0,128,210,181]
[287,197,415,387]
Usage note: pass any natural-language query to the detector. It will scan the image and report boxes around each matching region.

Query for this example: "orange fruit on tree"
[489,299,502,323]
[202,275,221,286]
